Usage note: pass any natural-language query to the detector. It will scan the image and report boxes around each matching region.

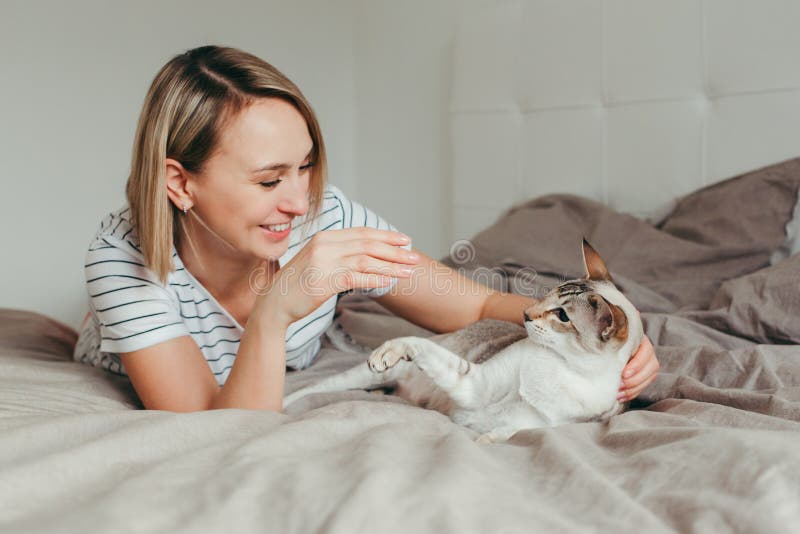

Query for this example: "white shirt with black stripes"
[73,183,412,386]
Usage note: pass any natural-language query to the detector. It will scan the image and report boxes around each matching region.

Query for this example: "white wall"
[0,0,358,331]
[353,0,473,258]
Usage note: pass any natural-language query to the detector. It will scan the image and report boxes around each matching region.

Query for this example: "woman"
[73,45,659,412]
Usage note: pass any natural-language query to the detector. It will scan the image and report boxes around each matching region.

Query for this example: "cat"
[283,239,644,443]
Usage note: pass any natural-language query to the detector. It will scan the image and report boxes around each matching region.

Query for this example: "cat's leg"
[282,359,410,410]
[368,337,484,409]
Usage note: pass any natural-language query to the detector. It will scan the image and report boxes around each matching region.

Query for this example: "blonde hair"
[126,45,327,285]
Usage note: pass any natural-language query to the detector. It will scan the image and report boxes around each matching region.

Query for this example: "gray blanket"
[1,158,800,533]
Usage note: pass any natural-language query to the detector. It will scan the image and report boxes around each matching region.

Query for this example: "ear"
[597,297,629,342]
[165,158,194,211]
[582,238,613,282]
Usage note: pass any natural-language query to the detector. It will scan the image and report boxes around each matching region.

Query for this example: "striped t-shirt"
[73,183,412,386]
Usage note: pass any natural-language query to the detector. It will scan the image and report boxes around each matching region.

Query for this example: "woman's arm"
[374,249,516,333]
[479,291,538,324]
[121,304,289,413]
[375,249,537,331]
[210,304,290,411]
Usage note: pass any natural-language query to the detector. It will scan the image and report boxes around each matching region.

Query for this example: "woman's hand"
[254,227,420,327]
[618,334,660,402]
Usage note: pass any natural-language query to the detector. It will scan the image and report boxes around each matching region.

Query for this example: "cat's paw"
[367,338,418,372]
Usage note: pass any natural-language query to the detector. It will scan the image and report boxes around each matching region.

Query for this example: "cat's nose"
[523,311,532,322]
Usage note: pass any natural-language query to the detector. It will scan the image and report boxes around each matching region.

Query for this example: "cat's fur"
[283,240,643,443]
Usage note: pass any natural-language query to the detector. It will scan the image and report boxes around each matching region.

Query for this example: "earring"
[182,204,188,215]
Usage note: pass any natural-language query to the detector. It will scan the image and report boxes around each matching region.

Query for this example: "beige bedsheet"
[2,159,800,533]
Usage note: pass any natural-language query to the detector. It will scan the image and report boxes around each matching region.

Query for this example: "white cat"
[283,240,643,443]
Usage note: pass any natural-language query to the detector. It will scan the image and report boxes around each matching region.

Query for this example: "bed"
[3,1,800,533]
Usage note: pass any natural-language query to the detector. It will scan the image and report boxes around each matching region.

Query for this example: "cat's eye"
[551,308,570,323]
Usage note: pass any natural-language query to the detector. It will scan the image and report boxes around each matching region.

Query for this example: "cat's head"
[522,239,643,365]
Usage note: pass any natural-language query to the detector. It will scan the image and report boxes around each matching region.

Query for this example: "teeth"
[264,222,290,232]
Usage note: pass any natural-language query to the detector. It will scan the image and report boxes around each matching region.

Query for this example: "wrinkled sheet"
[2,161,800,533]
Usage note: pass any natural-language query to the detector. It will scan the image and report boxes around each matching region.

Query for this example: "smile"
[260,224,292,239]
[263,222,291,232]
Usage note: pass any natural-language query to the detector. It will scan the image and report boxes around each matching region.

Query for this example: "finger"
[619,371,658,401]
[325,270,395,294]
[621,354,659,390]
[345,255,418,280]
[326,259,415,294]
[320,226,411,246]
[338,238,421,266]
[619,355,659,400]
[622,335,653,377]
[349,272,397,289]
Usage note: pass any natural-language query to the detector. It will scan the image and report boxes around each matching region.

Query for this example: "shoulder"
[293,183,351,236]
[84,205,143,262]
[322,183,367,214]
[83,204,175,291]
[317,182,390,232]
[320,183,348,223]
[324,182,346,199]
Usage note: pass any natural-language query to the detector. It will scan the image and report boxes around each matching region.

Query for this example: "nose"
[523,311,531,322]
[279,175,310,216]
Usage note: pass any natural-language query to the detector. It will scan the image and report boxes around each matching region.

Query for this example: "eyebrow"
[252,148,313,174]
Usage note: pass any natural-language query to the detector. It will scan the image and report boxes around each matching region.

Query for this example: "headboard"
[449,0,800,241]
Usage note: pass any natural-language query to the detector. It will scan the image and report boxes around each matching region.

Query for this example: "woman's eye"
[260,179,282,189]
[552,308,570,322]
[300,162,315,172]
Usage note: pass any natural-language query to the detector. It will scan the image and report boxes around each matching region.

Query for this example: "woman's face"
[186,97,313,262]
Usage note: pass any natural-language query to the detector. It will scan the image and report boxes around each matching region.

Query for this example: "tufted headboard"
[449,0,800,241]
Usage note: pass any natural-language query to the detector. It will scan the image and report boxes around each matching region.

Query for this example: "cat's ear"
[595,296,629,342]
[582,238,613,283]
